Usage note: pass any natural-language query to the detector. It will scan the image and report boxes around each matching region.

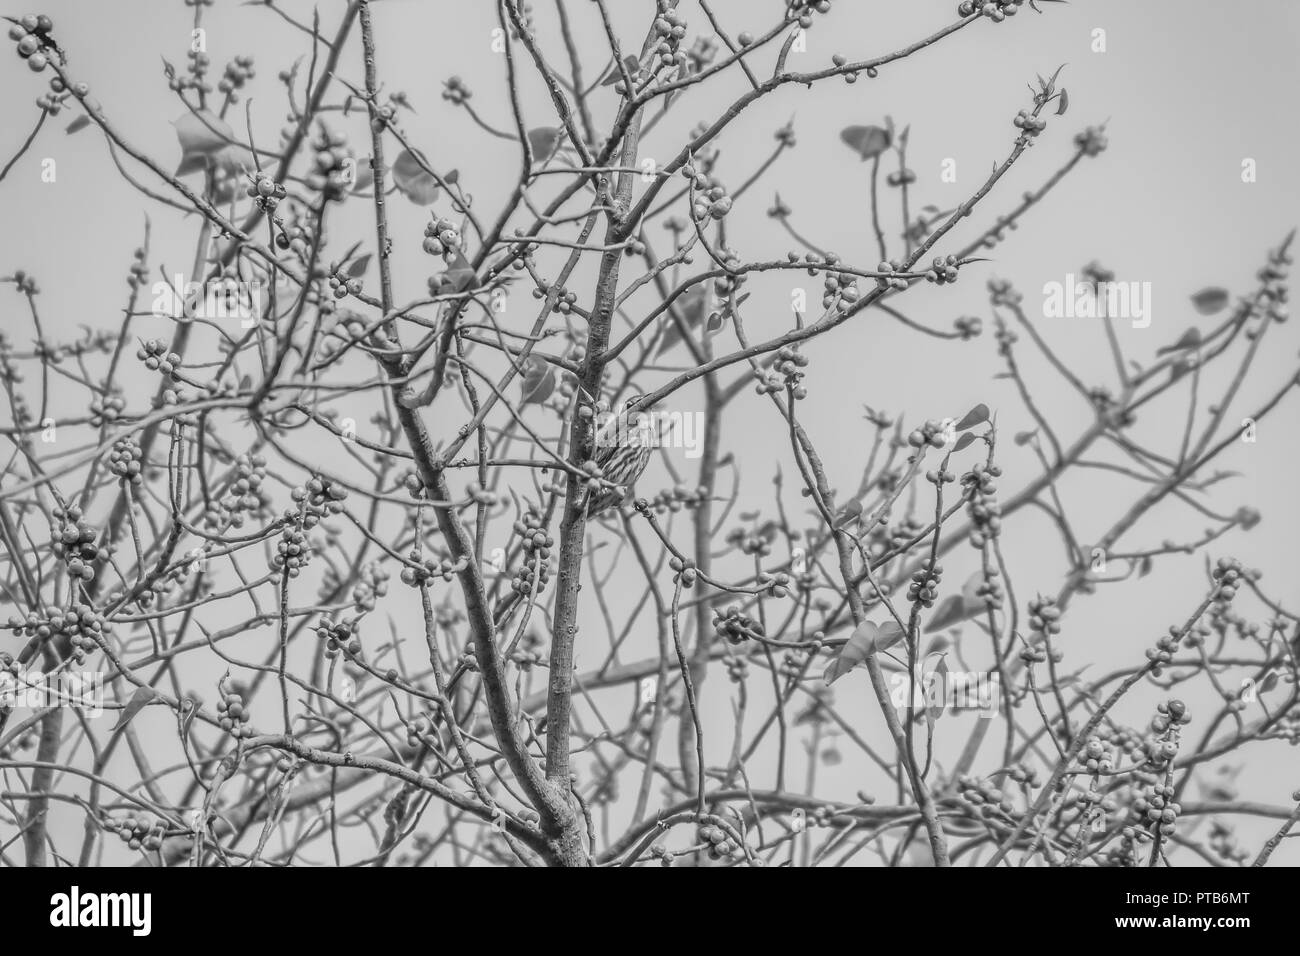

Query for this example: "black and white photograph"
[0,0,1296,924]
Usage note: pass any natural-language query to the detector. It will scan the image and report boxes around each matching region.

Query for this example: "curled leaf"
[520,356,556,405]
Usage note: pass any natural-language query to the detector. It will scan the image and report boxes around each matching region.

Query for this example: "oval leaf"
[1190,287,1229,316]
[839,124,892,161]
[392,149,440,205]
[955,403,990,431]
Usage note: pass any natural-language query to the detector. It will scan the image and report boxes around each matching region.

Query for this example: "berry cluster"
[9,14,55,72]
[315,616,359,661]
[787,1,833,29]
[422,215,462,259]
[645,484,707,515]
[350,562,390,613]
[136,338,180,378]
[964,461,1003,548]
[668,554,698,588]
[247,170,287,212]
[1211,556,1244,604]
[399,550,466,588]
[650,4,689,69]
[725,657,749,683]
[986,277,1023,308]
[217,55,255,100]
[821,270,863,312]
[108,436,145,486]
[922,255,961,286]
[327,266,363,300]
[1012,109,1046,137]
[441,75,471,106]
[1131,779,1181,839]
[1074,125,1109,158]
[873,260,911,293]
[713,605,765,645]
[215,678,252,738]
[89,389,126,427]
[7,603,106,665]
[404,710,438,748]
[107,814,164,853]
[685,173,732,223]
[203,453,270,532]
[1081,735,1116,775]
[1141,698,1190,770]
[907,559,942,608]
[696,823,745,862]
[905,419,952,450]
[51,504,103,582]
[956,774,1016,819]
[304,127,354,201]
[509,513,554,596]
[37,74,81,114]
[958,1,1021,21]
[1027,595,1061,637]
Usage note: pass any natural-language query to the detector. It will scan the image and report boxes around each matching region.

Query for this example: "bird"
[586,393,654,517]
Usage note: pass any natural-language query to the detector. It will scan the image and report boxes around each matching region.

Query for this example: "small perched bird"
[586,394,653,517]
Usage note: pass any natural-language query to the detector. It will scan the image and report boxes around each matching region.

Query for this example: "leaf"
[112,686,157,732]
[437,249,476,293]
[1190,287,1229,316]
[174,110,236,175]
[66,115,91,135]
[392,149,440,205]
[520,356,556,405]
[824,620,905,684]
[1137,555,1154,578]
[1156,327,1203,356]
[444,168,459,185]
[954,403,990,431]
[925,653,950,725]
[839,124,892,161]
[602,54,641,87]
[1056,88,1069,115]
[926,593,974,633]
[1014,430,1037,446]
[346,254,372,279]
[656,285,711,355]
[952,432,977,453]
[832,498,862,528]
[527,127,562,163]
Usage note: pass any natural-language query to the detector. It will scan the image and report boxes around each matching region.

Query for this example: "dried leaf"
[66,115,91,135]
